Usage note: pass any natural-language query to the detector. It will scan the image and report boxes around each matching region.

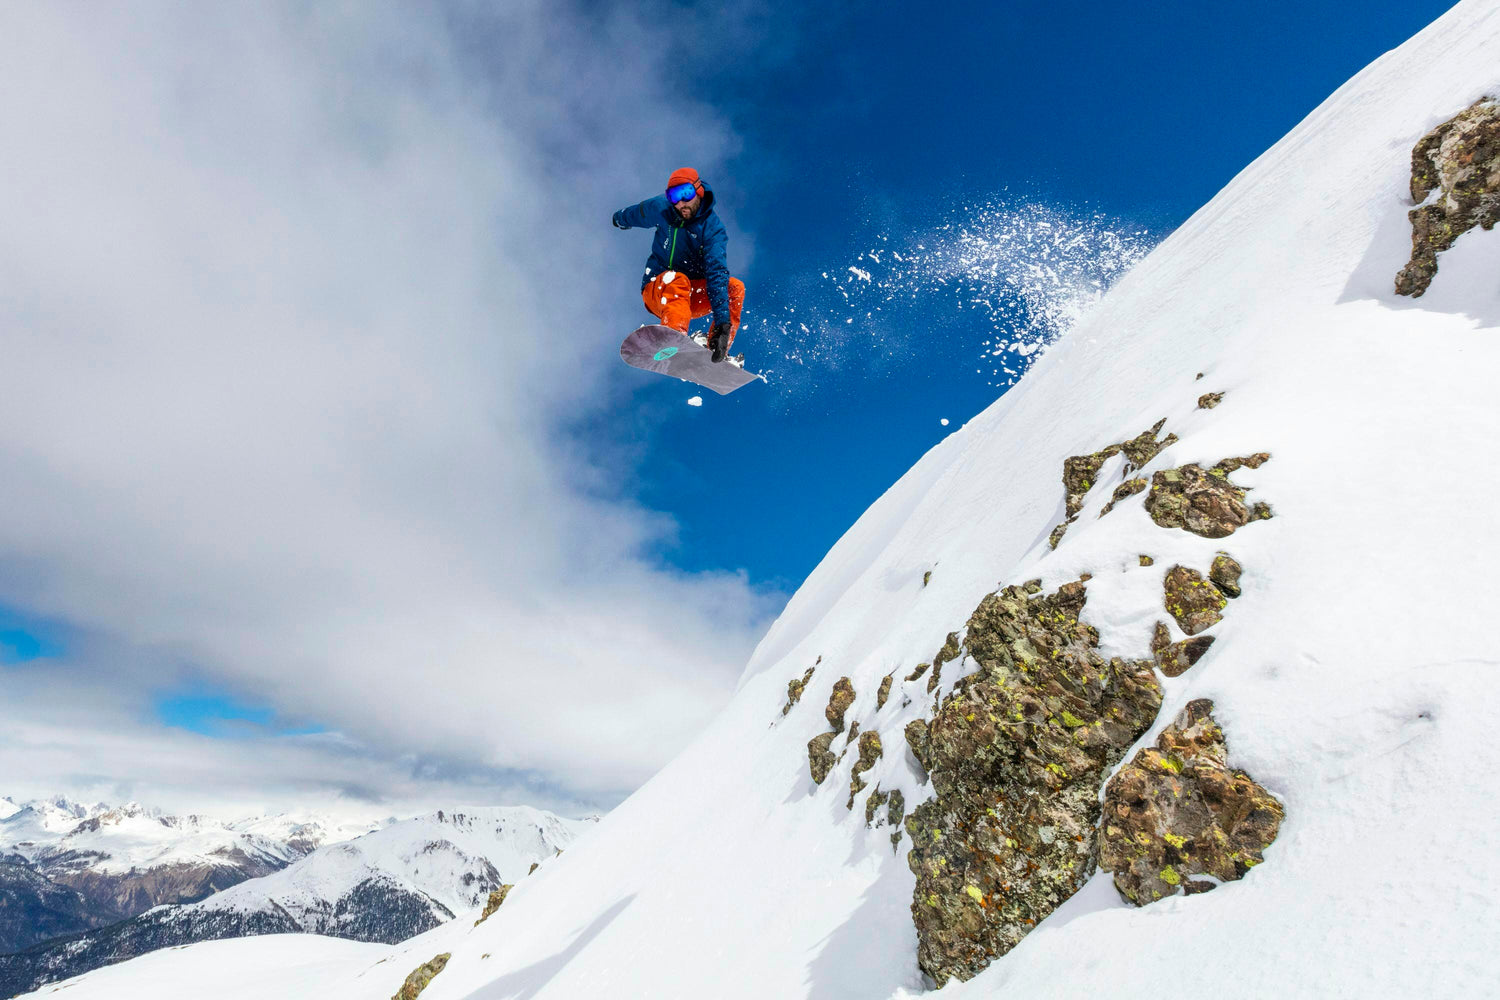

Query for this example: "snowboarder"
[613,167,745,364]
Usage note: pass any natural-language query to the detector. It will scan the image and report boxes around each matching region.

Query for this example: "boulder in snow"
[1395,97,1500,297]
[904,578,1162,986]
[1099,699,1284,905]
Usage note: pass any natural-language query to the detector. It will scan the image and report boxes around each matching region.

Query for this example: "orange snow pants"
[642,272,745,348]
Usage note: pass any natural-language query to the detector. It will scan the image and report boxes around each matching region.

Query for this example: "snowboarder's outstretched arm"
[612,196,669,230]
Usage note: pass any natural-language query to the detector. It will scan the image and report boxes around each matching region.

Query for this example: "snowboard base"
[619,324,763,396]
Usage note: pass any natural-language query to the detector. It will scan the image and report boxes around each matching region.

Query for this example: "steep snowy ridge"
[19,2,1500,997]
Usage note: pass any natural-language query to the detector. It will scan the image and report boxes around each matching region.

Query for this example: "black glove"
[612,212,626,229]
[709,322,731,363]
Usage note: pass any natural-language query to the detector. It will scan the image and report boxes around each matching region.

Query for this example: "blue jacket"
[613,182,732,328]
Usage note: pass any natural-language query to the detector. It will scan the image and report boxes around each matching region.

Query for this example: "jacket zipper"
[667,228,678,269]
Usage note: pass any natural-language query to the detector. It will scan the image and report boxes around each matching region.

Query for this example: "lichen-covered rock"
[1051,422,1177,548]
[1118,421,1179,472]
[905,718,932,773]
[1098,477,1147,518]
[905,578,1163,986]
[877,673,894,709]
[865,788,888,826]
[825,677,856,732]
[393,953,451,1000]
[1144,455,1272,538]
[923,569,933,587]
[1163,565,1227,635]
[1197,391,1224,409]
[847,730,884,807]
[905,662,930,682]
[782,665,817,716]
[1210,553,1243,597]
[1150,621,1215,678]
[808,732,837,784]
[926,632,962,694]
[1139,554,1155,567]
[1099,699,1284,905]
[887,790,906,851]
[473,885,513,926]
[1396,98,1500,297]
[527,862,539,876]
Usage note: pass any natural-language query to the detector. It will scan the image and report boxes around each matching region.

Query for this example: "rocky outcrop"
[904,578,1162,986]
[1162,565,1227,635]
[1197,391,1223,409]
[782,665,816,716]
[926,632,962,694]
[1210,553,1243,597]
[1144,455,1272,537]
[473,884,513,926]
[846,731,884,808]
[1395,98,1500,297]
[1150,623,1215,678]
[1050,421,1177,547]
[862,788,907,853]
[1152,554,1242,675]
[825,678,856,732]
[807,733,837,785]
[393,953,451,1000]
[1098,477,1147,518]
[877,674,893,709]
[1099,700,1284,904]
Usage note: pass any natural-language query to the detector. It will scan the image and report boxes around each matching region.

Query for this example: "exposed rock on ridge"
[1395,97,1500,297]
[903,578,1162,986]
[1144,454,1272,538]
[1050,421,1177,547]
[1099,699,1284,904]
[393,952,450,1000]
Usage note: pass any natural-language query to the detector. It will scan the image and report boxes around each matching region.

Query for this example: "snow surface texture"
[28,2,1500,997]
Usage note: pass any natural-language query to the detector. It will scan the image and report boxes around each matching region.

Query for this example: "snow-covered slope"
[23,2,1500,998]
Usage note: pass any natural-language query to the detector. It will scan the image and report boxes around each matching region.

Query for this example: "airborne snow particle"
[687,396,703,407]
[940,418,950,426]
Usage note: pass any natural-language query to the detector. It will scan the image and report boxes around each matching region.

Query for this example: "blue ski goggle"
[666,182,698,204]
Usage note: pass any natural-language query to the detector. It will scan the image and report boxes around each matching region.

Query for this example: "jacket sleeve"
[613,195,668,230]
[703,217,732,327]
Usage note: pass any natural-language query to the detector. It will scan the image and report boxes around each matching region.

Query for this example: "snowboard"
[619,324,763,396]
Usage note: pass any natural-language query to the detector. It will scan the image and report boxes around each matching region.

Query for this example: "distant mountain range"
[0,801,593,996]
[0,795,380,944]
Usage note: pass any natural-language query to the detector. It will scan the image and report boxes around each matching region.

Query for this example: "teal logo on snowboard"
[653,346,679,361]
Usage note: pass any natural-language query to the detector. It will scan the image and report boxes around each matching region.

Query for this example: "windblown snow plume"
[754,199,1158,394]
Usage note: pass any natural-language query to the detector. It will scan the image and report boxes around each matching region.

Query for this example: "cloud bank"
[0,1,782,815]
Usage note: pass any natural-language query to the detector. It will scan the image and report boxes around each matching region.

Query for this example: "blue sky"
[0,0,1457,816]
[603,0,1454,589]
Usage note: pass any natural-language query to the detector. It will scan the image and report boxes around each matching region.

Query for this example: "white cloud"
[0,1,782,812]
